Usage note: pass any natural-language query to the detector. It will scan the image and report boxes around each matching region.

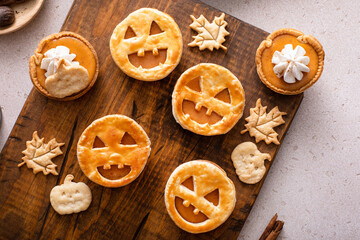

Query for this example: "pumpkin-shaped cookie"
[110,8,183,81]
[50,174,92,215]
[231,142,271,184]
[172,63,245,135]
[256,28,324,95]
[165,160,236,233]
[77,115,151,187]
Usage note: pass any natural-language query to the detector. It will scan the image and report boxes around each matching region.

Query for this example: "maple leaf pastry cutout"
[18,131,64,175]
[241,99,287,145]
[188,13,230,51]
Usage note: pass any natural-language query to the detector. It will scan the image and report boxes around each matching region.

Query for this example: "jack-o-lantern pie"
[256,28,324,95]
[172,63,245,136]
[110,8,183,81]
[165,160,236,234]
[77,115,151,188]
[29,32,99,100]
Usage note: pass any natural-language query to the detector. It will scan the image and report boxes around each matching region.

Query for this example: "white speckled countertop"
[0,0,359,239]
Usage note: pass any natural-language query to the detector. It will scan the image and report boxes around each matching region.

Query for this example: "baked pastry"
[77,114,151,188]
[241,98,286,145]
[50,174,92,215]
[172,63,245,135]
[110,8,182,81]
[256,28,324,95]
[18,131,64,175]
[29,31,99,100]
[231,142,271,184]
[164,160,236,233]
[188,13,229,51]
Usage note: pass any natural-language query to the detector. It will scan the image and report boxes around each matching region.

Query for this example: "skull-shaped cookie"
[231,142,271,184]
[50,174,92,215]
[172,63,245,135]
[165,160,236,233]
[110,8,183,81]
[77,114,151,188]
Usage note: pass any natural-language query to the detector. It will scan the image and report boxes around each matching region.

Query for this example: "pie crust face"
[172,63,245,136]
[256,28,324,95]
[164,160,236,234]
[110,8,183,81]
[77,115,151,188]
[29,31,99,101]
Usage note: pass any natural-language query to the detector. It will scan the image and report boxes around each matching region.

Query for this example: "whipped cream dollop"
[272,44,310,84]
[41,46,79,77]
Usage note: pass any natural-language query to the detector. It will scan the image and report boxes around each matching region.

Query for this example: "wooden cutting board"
[0,0,303,239]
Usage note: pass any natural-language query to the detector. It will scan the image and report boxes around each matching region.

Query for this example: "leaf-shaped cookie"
[18,131,64,175]
[241,99,287,145]
[188,13,229,51]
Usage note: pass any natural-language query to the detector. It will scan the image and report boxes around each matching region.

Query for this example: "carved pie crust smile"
[29,31,99,101]
[110,8,183,81]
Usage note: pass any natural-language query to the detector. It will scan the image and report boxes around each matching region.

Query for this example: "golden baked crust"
[255,28,324,95]
[29,31,99,101]
[231,142,271,184]
[164,160,236,233]
[110,8,183,81]
[172,63,245,135]
[77,115,151,188]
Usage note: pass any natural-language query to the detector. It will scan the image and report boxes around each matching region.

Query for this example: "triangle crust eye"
[214,88,231,103]
[204,189,219,206]
[124,26,136,39]
[181,176,194,191]
[92,136,106,149]
[120,132,137,145]
[186,76,201,92]
[150,21,164,35]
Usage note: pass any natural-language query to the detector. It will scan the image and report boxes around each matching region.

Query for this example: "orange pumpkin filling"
[175,176,220,223]
[261,34,319,91]
[128,49,167,69]
[97,165,131,180]
[182,100,223,125]
[36,37,97,89]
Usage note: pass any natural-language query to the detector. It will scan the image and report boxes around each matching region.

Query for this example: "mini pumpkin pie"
[77,114,151,188]
[256,28,324,95]
[110,8,183,81]
[165,160,236,234]
[172,63,245,136]
[29,32,99,100]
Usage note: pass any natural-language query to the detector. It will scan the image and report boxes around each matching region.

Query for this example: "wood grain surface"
[0,0,303,239]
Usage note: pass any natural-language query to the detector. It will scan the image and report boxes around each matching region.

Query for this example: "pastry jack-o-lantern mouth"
[77,115,151,188]
[165,160,236,233]
[126,21,168,69]
[97,164,132,180]
[110,8,183,81]
[172,63,245,136]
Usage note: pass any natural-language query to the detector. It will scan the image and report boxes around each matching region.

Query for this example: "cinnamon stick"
[259,213,284,240]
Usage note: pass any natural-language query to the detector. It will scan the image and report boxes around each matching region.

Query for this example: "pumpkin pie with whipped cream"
[256,28,324,95]
[29,32,99,100]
